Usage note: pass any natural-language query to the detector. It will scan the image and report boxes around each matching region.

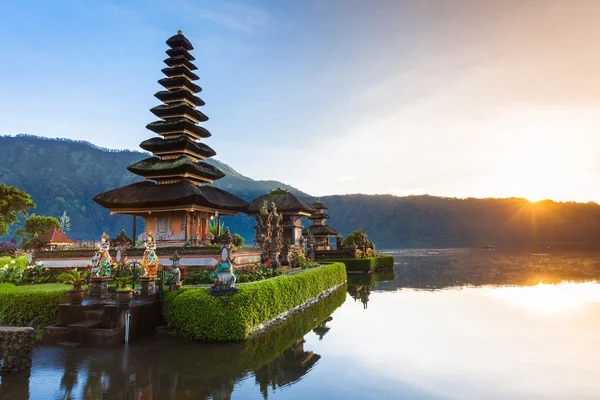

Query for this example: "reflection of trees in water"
[346,270,396,309]
[14,287,346,400]
[312,317,333,340]
[377,251,600,290]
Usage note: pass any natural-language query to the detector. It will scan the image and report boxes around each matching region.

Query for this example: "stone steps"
[83,310,104,321]
[67,320,101,329]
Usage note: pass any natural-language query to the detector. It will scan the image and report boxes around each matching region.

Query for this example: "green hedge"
[164,262,347,341]
[327,255,396,273]
[0,283,68,328]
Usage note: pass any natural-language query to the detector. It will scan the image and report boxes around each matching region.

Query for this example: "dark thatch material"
[163,56,197,71]
[128,157,225,181]
[308,212,330,221]
[158,77,201,93]
[154,89,204,106]
[166,47,195,61]
[161,66,199,81]
[247,192,316,215]
[302,225,339,236]
[146,118,211,138]
[93,180,248,212]
[150,103,208,122]
[166,33,194,50]
[140,137,216,158]
[312,201,328,210]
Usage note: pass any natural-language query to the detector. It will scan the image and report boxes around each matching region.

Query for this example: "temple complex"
[94,31,248,246]
[247,189,316,248]
[303,199,340,251]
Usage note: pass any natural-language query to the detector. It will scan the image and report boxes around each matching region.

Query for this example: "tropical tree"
[59,210,71,232]
[16,214,60,250]
[209,220,225,236]
[0,184,36,236]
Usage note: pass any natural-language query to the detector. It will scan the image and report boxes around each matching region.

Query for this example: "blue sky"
[2,1,600,202]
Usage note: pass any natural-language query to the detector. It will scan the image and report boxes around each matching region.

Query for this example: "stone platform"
[43,298,161,347]
[0,327,35,375]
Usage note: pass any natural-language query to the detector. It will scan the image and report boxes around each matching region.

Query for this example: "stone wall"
[0,327,35,375]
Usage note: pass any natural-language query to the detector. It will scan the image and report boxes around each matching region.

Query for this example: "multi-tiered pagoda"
[303,199,340,250]
[94,31,248,246]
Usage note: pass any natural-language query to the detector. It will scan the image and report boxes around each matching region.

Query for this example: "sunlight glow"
[486,282,600,315]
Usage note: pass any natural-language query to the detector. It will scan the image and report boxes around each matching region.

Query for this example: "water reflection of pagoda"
[254,339,321,399]
[94,31,248,246]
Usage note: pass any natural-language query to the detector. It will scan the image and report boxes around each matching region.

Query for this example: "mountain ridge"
[3,134,600,248]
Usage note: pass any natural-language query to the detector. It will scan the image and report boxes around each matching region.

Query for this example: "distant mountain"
[3,134,600,249]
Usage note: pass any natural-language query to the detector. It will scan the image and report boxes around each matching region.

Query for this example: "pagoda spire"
[128,30,224,186]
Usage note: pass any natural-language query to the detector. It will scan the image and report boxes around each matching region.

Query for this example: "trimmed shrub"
[0,283,68,328]
[326,254,396,273]
[164,262,347,341]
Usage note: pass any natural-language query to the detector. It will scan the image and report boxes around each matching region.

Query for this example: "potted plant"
[113,275,133,305]
[57,268,89,305]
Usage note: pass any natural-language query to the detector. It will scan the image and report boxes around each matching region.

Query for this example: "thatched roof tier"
[247,192,316,216]
[154,89,204,107]
[127,156,225,182]
[163,56,197,70]
[39,227,75,244]
[93,181,248,213]
[158,76,201,93]
[308,212,330,221]
[312,201,327,210]
[146,118,211,139]
[166,31,194,50]
[302,225,339,237]
[140,137,216,159]
[166,47,195,61]
[150,102,208,123]
[161,66,199,81]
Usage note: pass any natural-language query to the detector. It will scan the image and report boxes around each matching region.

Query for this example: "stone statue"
[94,232,113,277]
[210,228,238,296]
[269,203,283,269]
[306,231,316,260]
[142,232,159,277]
[169,250,182,289]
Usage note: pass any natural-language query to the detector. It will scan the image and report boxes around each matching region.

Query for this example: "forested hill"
[3,134,600,249]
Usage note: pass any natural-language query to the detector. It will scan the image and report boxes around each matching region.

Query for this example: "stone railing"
[0,327,35,375]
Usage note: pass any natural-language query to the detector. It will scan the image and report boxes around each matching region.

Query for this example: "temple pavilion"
[39,227,75,250]
[94,31,248,246]
[302,199,340,250]
[247,189,316,247]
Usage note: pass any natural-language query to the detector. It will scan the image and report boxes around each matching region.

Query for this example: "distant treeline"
[2,135,600,248]
[320,194,600,248]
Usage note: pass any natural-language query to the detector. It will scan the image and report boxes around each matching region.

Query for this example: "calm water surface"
[2,249,600,399]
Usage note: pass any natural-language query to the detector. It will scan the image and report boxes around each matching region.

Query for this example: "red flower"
[266,259,272,267]
[183,271,189,276]
[182,266,187,270]
[86,265,92,270]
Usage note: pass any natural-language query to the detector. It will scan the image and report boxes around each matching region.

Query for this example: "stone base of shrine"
[43,298,162,347]
[88,277,112,301]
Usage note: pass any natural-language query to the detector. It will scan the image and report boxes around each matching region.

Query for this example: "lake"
[2,249,600,399]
